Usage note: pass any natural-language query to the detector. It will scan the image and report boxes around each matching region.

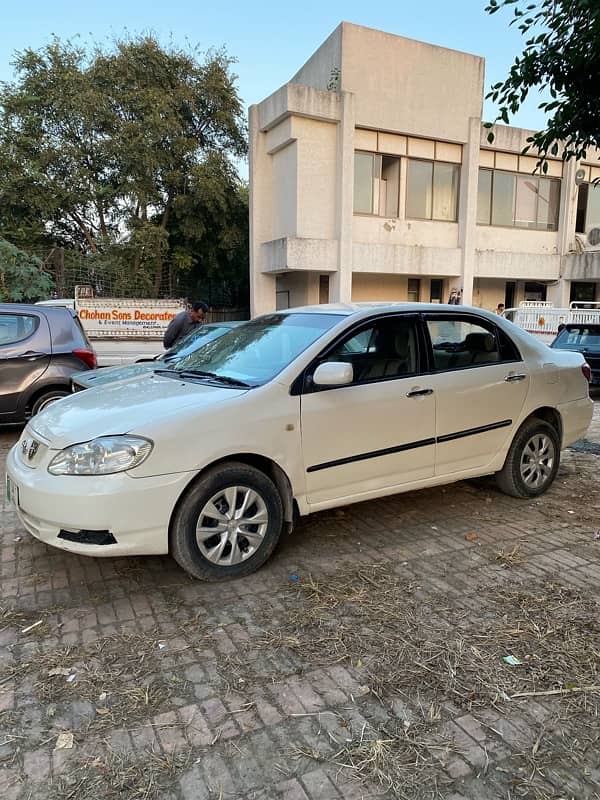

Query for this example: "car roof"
[560,323,600,330]
[0,302,76,318]
[271,302,501,322]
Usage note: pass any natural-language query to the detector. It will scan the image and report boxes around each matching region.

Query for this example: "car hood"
[72,362,158,388]
[30,372,247,449]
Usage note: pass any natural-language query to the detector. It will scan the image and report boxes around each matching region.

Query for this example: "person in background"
[163,301,208,349]
[496,303,505,315]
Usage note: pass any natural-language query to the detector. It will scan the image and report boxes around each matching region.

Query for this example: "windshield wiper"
[153,368,251,388]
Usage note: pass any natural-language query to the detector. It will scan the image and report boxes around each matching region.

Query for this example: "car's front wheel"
[170,462,283,581]
[495,419,560,498]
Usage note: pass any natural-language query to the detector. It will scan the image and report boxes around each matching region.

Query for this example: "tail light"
[73,349,97,369]
[582,363,591,382]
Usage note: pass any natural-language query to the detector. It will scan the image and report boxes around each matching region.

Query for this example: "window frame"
[0,312,41,348]
[405,158,460,223]
[353,150,401,218]
[421,312,522,374]
[294,312,428,395]
[477,168,561,231]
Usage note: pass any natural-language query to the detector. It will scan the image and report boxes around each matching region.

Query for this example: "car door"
[423,313,530,475]
[0,311,51,418]
[300,314,436,506]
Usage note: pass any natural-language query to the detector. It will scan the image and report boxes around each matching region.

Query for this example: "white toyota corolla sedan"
[6,303,593,581]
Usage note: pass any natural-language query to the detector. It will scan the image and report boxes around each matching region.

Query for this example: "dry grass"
[293,718,453,799]
[0,632,179,730]
[259,564,600,797]
[495,544,525,567]
[259,565,600,713]
[49,748,192,800]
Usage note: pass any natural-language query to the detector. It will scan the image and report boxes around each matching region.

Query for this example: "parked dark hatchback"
[0,303,96,423]
[550,323,600,386]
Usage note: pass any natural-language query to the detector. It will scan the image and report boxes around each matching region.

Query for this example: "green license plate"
[5,475,19,508]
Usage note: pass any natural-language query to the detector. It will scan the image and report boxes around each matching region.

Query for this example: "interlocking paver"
[1,399,600,799]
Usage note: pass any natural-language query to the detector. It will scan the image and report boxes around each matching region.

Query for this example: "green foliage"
[485,0,600,165]
[0,238,54,301]
[0,35,248,303]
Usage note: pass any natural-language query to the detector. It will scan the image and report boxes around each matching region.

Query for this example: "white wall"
[271,142,298,241]
[353,215,460,249]
[295,118,338,239]
[341,23,483,143]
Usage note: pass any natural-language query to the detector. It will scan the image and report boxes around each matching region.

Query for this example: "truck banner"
[77,298,186,339]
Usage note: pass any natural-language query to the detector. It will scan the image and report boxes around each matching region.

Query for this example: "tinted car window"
[0,314,39,346]
[554,326,600,352]
[323,316,419,383]
[426,317,516,369]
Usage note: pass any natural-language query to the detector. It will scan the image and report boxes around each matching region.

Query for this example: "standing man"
[496,303,505,315]
[163,301,209,349]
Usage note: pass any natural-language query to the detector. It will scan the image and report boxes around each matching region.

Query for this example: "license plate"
[5,475,19,508]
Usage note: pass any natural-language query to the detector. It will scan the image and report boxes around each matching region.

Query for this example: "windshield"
[161,325,233,363]
[554,326,600,352]
[172,313,344,385]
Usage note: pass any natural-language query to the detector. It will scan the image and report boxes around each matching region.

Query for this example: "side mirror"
[312,362,353,387]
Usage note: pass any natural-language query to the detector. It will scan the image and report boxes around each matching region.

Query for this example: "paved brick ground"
[1,400,600,799]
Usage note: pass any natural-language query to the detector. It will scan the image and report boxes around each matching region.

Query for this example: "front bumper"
[6,442,191,557]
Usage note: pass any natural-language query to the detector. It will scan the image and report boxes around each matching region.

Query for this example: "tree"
[0,36,248,300]
[485,0,600,168]
[0,238,54,301]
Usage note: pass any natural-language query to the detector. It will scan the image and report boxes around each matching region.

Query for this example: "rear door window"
[425,316,520,370]
[0,313,40,346]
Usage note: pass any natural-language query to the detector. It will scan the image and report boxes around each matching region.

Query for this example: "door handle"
[504,373,527,382]
[406,388,434,397]
[21,351,46,361]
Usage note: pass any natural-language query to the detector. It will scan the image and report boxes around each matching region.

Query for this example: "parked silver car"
[70,321,243,391]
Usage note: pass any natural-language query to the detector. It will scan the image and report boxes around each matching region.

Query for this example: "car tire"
[30,389,70,416]
[495,419,560,499]
[171,462,284,581]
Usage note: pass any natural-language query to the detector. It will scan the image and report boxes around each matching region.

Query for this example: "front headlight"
[48,436,153,476]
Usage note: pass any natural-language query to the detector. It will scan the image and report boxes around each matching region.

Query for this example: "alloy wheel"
[195,485,269,566]
[519,433,555,490]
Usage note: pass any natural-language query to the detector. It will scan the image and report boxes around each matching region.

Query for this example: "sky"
[0,0,547,132]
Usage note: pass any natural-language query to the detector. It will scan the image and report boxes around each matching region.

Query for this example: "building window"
[406,160,459,222]
[353,152,400,217]
[430,279,443,303]
[570,282,596,303]
[477,169,560,231]
[576,183,600,234]
[524,282,547,302]
[319,275,329,304]
[407,278,420,302]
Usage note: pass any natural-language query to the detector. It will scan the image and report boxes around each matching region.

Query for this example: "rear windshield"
[554,326,600,352]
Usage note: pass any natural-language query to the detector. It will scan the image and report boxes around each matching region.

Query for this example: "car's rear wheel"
[495,419,560,498]
[171,462,283,581]
[31,389,70,416]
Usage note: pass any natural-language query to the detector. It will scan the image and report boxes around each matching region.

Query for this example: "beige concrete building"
[249,22,600,316]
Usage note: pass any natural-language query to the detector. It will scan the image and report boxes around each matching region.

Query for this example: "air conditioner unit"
[582,226,600,252]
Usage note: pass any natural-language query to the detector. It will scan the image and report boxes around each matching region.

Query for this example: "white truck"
[37,285,186,366]
[504,301,600,344]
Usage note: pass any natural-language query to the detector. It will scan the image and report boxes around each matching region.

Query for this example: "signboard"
[77,299,186,339]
